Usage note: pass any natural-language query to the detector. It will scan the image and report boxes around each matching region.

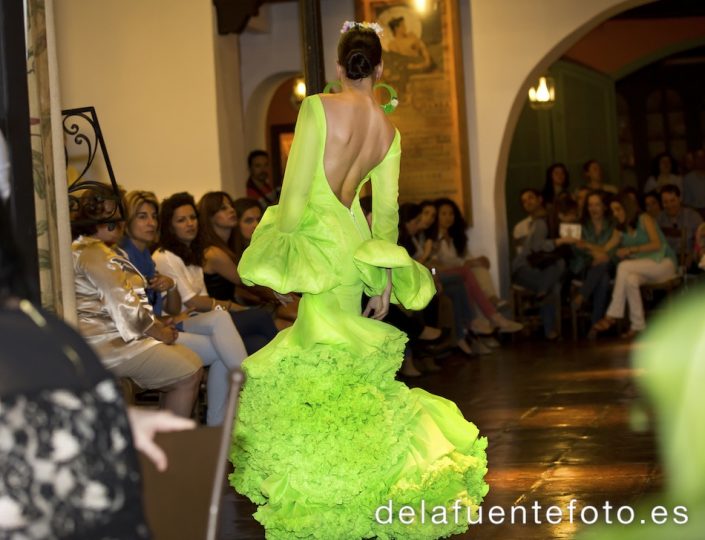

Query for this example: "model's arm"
[277,96,322,233]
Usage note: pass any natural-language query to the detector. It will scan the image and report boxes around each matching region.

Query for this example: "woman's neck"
[213,224,231,245]
[341,76,375,99]
[129,236,149,252]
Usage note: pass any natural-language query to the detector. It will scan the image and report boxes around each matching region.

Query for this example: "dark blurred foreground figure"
[0,137,193,538]
[580,288,705,539]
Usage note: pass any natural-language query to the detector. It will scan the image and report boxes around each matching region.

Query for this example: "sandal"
[620,328,641,340]
[591,317,616,334]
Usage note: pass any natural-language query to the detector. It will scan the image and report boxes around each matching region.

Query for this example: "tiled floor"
[218,337,662,539]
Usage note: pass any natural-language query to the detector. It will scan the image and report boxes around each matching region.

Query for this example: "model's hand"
[363,295,389,320]
[127,408,196,472]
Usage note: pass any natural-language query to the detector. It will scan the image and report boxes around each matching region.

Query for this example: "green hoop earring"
[323,81,342,94]
[374,83,399,114]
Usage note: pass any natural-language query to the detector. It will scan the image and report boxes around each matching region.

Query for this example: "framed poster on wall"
[355,0,471,221]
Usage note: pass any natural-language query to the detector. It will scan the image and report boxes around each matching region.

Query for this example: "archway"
[244,71,300,156]
[463,0,655,294]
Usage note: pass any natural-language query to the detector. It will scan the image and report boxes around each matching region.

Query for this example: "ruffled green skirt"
[229,292,488,539]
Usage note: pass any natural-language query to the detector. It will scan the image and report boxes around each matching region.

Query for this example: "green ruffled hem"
[229,324,488,539]
[353,239,436,311]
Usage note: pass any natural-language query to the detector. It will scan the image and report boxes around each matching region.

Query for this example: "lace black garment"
[0,304,150,539]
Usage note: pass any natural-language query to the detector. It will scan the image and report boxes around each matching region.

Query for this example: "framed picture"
[355,0,471,221]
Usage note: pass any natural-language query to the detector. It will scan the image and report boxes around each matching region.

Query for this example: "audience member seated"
[233,197,299,325]
[695,222,705,271]
[657,184,703,269]
[682,148,705,212]
[197,192,297,330]
[512,189,574,340]
[541,162,571,206]
[120,190,247,425]
[644,152,682,194]
[571,190,617,328]
[360,195,476,358]
[153,192,277,354]
[427,198,523,334]
[591,193,677,339]
[71,184,202,417]
[1,175,196,538]
[413,200,437,263]
[547,192,580,253]
[245,150,280,209]
[643,190,662,220]
[581,159,618,194]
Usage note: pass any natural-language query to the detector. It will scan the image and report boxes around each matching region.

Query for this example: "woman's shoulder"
[203,245,236,266]
[73,237,112,266]
[152,248,180,267]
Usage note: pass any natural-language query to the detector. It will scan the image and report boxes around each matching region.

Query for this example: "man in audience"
[511,189,570,340]
[682,148,705,212]
[246,150,280,209]
[658,184,703,267]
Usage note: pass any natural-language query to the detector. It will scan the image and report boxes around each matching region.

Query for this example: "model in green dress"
[229,23,488,539]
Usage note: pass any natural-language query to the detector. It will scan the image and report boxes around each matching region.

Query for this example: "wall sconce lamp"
[291,77,306,109]
[528,76,555,110]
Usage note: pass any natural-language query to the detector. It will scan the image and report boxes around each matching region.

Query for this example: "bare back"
[319,93,396,208]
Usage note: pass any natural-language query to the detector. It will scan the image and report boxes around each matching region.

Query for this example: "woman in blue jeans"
[571,190,617,328]
[153,192,278,356]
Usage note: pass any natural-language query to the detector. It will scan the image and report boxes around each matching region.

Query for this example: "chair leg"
[571,304,578,341]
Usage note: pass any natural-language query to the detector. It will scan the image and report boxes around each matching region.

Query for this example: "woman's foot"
[591,316,616,335]
[621,328,641,340]
[456,338,475,357]
[490,296,510,310]
[470,317,494,336]
[490,313,524,333]
[481,336,501,348]
[418,327,450,345]
[417,355,442,372]
[546,330,560,341]
[467,336,493,355]
[400,354,422,377]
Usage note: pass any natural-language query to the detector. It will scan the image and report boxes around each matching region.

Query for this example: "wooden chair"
[138,370,244,540]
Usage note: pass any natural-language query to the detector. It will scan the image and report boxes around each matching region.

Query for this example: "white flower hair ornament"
[340,21,384,37]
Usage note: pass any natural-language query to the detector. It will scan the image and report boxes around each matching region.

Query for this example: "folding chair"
[138,369,244,540]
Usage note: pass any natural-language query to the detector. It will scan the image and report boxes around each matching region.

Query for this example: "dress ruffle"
[230,313,488,539]
[353,239,436,311]
[237,205,343,295]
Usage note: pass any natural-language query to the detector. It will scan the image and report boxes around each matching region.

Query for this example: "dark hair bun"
[338,27,382,81]
[345,49,372,80]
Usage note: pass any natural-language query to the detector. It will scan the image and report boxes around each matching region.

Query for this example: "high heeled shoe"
[590,317,616,337]
[418,327,451,346]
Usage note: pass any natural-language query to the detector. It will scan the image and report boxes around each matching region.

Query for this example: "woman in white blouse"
[153,193,278,355]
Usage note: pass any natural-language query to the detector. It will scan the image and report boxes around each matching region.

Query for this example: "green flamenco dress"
[230,95,488,539]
